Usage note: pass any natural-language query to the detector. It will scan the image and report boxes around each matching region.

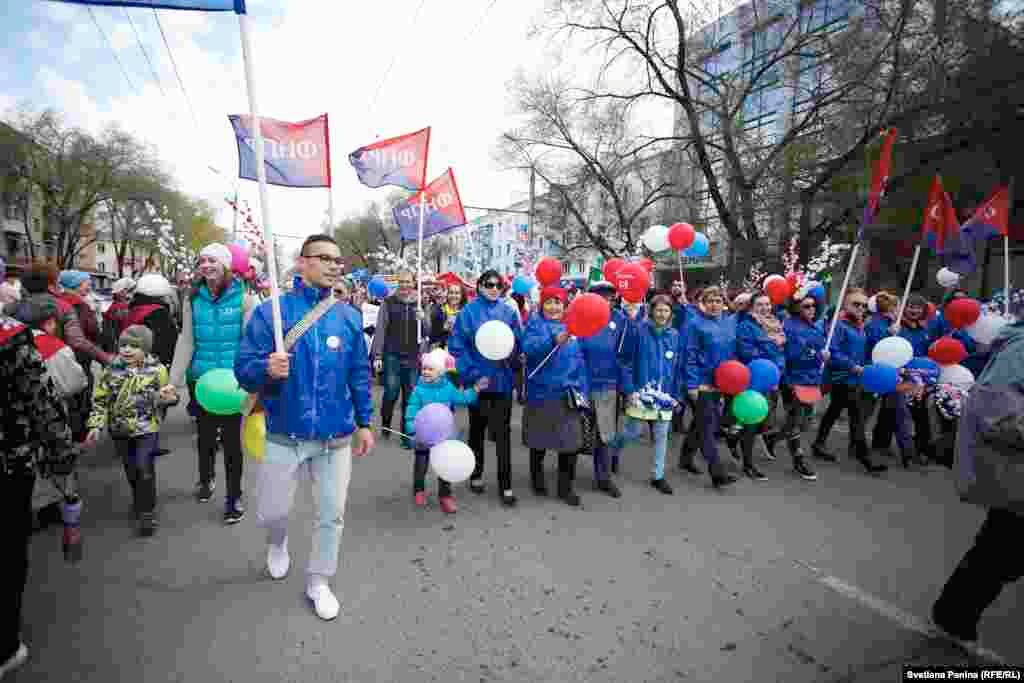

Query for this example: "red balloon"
[614,263,650,303]
[926,302,937,320]
[639,258,655,273]
[928,336,968,365]
[944,297,981,329]
[763,274,792,305]
[785,272,801,291]
[536,258,562,287]
[565,293,611,338]
[714,360,751,395]
[668,222,696,250]
[603,258,626,283]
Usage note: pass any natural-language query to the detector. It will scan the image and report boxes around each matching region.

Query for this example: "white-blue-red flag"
[52,0,244,11]
[229,114,331,188]
[393,168,467,241]
[349,128,430,191]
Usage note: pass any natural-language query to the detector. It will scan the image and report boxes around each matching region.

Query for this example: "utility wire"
[464,0,500,43]
[152,8,202,132]
[86,6,139,96]
[364,0,430,122]
[123,8,167,98]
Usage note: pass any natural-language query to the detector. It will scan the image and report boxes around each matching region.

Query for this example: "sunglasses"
[850,301,868,308]
[800,302,816,309]
[481,281,501,290]
[305,254,345,266]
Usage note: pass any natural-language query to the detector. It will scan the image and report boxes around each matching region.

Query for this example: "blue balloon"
[748,359,781,393]
[904,356,940,383]
[810,285,826,301]
[684,233,710,258]
[512,275,535,295]
[368,276,390,299]
[861,364,900,394]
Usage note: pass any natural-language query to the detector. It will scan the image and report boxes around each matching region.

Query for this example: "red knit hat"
[539,286,568,304]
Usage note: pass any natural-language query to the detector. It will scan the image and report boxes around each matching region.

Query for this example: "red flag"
[393,169,467,241]
[921,176,960,252]
[868,128,898,218]
[349,128,430,191]
[963,186,1010,238]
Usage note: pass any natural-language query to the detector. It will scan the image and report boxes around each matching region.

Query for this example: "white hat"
[111,277,136,296]
[421,348,449,371]
[199,243,233,271]
[135,273,173,298]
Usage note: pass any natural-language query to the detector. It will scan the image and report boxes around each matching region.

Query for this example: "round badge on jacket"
[609,322,616,330]
[326,335,341,349]
[666,351,674,359]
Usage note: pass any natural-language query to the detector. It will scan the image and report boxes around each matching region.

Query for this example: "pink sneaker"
[414,491,428,507]
[438,495,457,514]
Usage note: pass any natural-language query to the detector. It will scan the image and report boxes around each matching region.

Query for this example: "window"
[4,201,17,220]
[98,262,106,273]
[575,261,585,274]
[97,243,106,254]
[562,261,570,275]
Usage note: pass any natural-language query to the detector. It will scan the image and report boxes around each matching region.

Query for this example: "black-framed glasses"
[850,301,868,308]
[305,254,345,266]
[481,281,501,289]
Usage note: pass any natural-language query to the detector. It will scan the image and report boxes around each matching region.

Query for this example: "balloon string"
[380,426,414,440]
[527,341,565,380]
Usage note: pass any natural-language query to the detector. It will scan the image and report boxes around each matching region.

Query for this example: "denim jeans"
[618,417,671,480]
[382,352,417,440]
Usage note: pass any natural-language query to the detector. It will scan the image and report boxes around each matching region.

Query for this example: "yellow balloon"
[242,412,265,462]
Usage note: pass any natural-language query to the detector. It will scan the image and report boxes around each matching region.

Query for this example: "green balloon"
[731,390,769,425]
[195,368,247,416]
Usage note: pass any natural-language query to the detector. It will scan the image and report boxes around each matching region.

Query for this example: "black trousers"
[933,508,1024,641]
[468,392,512,491]
[114,434,158,514]
[816,383,868,448]
[190,382,243,501]
[0,470,35,662]
[413,448,452,497]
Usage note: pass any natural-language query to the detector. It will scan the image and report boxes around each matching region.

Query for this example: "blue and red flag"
[393,168,467,241]
[52,0,244,11]
[858,127,898,239]
[349,128,430,191]
[229,114,331,188]
[921,175,973,272]
[962,186,1010,241]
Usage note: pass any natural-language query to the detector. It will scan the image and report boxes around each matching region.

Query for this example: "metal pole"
[230,187,239,241]
[528,166,536,242]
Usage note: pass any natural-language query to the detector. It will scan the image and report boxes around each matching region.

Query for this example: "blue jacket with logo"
[235,278,372,441]
[579,308,629,393]
[898,320,933,358]
[783,316,827,386]
[685,310,736,389]
[619,319,685,397]
[447,295,522,396]
[189,279,244,381]
[865,314,895,359]
[735,313,787,382]
[825,317,867,386]
[521,313,588,401]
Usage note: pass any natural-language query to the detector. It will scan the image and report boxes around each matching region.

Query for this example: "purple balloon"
[413,403,455,447]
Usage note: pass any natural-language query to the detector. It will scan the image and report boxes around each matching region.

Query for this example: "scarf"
[442,302,460,318]
[839,311,865,330]
[752,311,786,346]
[901,312,927,330]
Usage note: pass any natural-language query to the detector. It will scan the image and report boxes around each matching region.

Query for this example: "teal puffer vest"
[188,280,244,382]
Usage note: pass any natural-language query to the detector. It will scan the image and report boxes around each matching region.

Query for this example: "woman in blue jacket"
[735,293,787,481]
[811,288,887,474]
[447,269,523,507]
[678,286,739,488]
[579,281,627,498]
[611,294,685,494]
[522,287,589,506]
[781,294,827,481]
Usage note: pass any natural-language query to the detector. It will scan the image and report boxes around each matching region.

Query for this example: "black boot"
[596,479,622,498]
[530,450,548,496]
[854,442,888,474]
[709,460,737,488]
[761,434,778,461]
[380,399,395,439]
[678,446,702,474]
[557,453,581,506]
[811,440,838,462]
[900,445,916,469]
[726,437,742,463]
[789,439,818,481]
[742,448,767,481]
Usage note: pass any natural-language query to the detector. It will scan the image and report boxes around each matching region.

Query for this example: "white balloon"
[937,267,961,288]
[430,440,476,483]
[868,294,878,314]
[966,313,1010,346]
[643,225,671,253]
[475,320,515,360]
[938,364,975,389]
[872,336,914,368]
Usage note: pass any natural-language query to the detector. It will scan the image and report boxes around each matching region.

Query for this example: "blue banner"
[52,0,245,12]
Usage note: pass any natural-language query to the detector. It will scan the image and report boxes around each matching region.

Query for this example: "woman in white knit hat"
[169,243,258,525]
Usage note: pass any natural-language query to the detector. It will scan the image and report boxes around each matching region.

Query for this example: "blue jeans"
[681,390,724,465]
[617,417,671,480]
[382,352,417,440]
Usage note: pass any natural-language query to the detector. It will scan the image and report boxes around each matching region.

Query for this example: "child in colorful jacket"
[86,325,178,536]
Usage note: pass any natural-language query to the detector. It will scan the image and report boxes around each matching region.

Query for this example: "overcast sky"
[0,0,580,247]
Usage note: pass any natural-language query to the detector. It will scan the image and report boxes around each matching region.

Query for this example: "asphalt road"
[14,393,1022,682]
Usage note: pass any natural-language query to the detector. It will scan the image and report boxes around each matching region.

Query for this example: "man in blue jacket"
[447,269,523,506]
[236,235,375,622]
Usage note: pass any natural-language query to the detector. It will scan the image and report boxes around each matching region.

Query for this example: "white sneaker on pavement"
[0,643,28,679]
[306,580,340,621]
[266,540,290,580]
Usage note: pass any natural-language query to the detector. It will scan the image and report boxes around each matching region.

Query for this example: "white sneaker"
[306,581,340,621]
[266,540,290,580]
[0,643,28,679]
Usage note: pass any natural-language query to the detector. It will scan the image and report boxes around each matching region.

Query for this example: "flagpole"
[894,245,922,325]
[1005,178,1015,316]
[417,191,426,343]
[237,12,284,354]
[825,243,860,352]
[327,190,335,230]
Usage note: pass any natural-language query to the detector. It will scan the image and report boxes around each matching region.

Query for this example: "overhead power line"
[152,8,202,132]
[123,8,167,98]
[86,6,139,96]
[364,0,430,122]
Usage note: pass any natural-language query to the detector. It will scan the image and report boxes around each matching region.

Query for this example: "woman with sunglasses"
[811,288,888,474]
[781,293,828,481]
[678,286,739,488]
[735,292,787,481]
[447,269,523,506]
